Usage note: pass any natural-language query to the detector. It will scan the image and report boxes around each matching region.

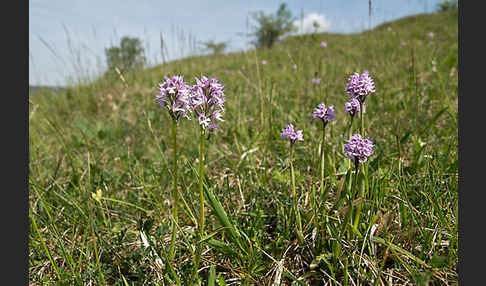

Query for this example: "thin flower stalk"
[319,123,326,197]
[346,117,354,169]
[190,127,206,284]
[280,124,304,243]
[189,75,225,282]
[290,144,304,243]
[352,168,366,234]
[312,102,335,242]
[316,123,326,240]
[360,103,365,137]
[198,129,205,238]
[188,75,225,237]
[359,102,368,214]
[312,103,335,197]
[156,75,191,261]
[344,98,360,169]
[169,120,178,260]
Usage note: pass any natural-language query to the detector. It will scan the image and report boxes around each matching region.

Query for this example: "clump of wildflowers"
[344,134,374,167]
[312,103,335,125]
[280,124,303,144]
[190,75,225,132]
[320,41,328,48]
[345,71,375,104]
[311,78,321,84]
[345,98,361,117]
[156,75,191,121]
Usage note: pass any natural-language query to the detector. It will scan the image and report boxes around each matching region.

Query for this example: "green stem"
[339,166,356,241]
[360,103,364,137]
[355,102,369,236]
[317,122,327,247]
[290,145,297,204]
[290,144,304,243]
[199,128,206,238]
[192,128,206,284]
[320,122,326,196]
[346,117,354,170]
[353,164,365,234]
[169,120,178,261]
[290,145,296,200]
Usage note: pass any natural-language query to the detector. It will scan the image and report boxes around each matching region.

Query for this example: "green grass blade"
[372,236,431,269]
[208,265,216,286]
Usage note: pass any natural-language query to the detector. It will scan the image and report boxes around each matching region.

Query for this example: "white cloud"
[293,13,332,34]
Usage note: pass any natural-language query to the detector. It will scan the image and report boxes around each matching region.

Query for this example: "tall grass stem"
[29,206,62,281]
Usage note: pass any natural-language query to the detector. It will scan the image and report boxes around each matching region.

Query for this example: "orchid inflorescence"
[156,75,192,121]
[312,103,335,126]
[280,124,304,145]
[157,75,226,130]
[345,98,360,117]
[345,70,375,104]
[344,133,375,167]
[190,75,226,131]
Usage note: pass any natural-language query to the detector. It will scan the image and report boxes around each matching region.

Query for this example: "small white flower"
[140,231,150,249]
[198,114,211,128]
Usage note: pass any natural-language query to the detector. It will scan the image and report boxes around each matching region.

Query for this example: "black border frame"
[5,0,28,283]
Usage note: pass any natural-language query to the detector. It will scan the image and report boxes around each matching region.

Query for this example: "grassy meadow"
[29,9,458,285]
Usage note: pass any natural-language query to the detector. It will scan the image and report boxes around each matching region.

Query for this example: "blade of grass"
[372,236,432,269]
[29,205,61,281]
[208,265,216,286]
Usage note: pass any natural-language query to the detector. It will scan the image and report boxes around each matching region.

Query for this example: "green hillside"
[29,9,458,285]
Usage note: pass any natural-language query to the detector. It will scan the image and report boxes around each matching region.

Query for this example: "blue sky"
[29,0,443,86]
